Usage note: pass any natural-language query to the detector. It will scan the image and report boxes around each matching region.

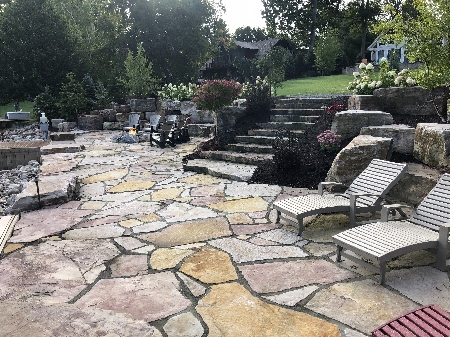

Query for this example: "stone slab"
[110,254,149,277]
[150,248,194,270]
[331,110,393,139]
[75,272,191,322]
[196,282,341,337]
[164,312,204,337]
[239,260,357,293]
[360,124,415,154]
[414,123,450,167]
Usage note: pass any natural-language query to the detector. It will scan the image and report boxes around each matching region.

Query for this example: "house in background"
[200,38,291,80]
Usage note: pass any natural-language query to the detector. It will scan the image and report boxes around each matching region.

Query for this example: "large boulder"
[214,106,246,135]
[347,95,381,111]
[360,124,415,154]
[331,110,394,139]
[326,135,393,186]
[373,86,446,116]
[190,110,215,124]
[77,115,103,130]
[6,174,79,214]
[103,122,126,130]
[129,98,156,112]
[414,123,450,167]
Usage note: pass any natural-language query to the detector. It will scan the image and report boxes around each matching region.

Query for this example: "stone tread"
[0,215,19,253]
[256,121,315,130]
[234,136,278,145]
[183,158,257,182]
[270,108,325,116]
[248,129,304,137]
[225,143,274,154]
[198,150,273,165]
[270,115,320,122]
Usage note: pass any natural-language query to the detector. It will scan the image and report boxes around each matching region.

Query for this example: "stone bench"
[360,124,415,154]
[414,123,450,167]
[331,110,393,139]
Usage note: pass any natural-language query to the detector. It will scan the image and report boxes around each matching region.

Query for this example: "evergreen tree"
[58,73,87,121]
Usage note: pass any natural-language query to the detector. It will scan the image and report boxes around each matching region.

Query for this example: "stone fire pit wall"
[0,141,49,170]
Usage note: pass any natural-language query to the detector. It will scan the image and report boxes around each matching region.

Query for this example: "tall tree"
[127,0,220,83]
[0,0,79,102]
[233,26,269,42]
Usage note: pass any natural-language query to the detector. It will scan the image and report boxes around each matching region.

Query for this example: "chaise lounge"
[333,173,450,284]
[272,159,408,236]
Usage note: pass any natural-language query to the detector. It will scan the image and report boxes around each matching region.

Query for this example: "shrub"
[33,85,59,120]
[192,79,242,111]
[242,76,272,115]
[58,72,87,121]
[159,83,198,101]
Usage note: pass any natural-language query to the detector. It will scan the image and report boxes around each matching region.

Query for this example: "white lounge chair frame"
[333,173,450,284]
[273,159,408,235]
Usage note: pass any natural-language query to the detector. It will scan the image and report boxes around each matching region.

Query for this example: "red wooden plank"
[405,312,445,337]
[390,321,417,337]
[372,330,386,337]
[398,316,431,337]
[380,325,402,337]
[417,309,450,336]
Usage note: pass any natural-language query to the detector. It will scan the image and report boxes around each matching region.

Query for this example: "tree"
[257,46,291,95]
[127,0,219,83]
[122,44,160,98]
[233,26,269,42]
[33,86,59,120]
[314,30,342,75]
[58,73,87,121]
[0,0,79,103]
[376,0,450,88]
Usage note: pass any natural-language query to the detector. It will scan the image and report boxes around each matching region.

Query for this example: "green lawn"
[277,74,353,96]
[0,101,35,117]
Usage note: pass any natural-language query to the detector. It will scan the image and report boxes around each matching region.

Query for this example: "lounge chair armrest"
[381,204,414,222]
[318,182,346,195]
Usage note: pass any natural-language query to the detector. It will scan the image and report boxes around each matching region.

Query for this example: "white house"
[367,35,406,64]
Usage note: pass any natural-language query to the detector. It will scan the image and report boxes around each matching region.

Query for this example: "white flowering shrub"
[159,83,198,101]
[348,57,417,95]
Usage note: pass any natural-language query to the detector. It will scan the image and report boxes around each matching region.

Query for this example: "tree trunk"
[359,0,369,60]
[308,0,318,59]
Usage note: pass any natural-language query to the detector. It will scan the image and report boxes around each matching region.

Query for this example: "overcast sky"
[222,0,266,33]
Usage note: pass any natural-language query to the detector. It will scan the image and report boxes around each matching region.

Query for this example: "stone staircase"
[184,97,331,181]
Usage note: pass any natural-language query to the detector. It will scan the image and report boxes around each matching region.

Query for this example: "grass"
[276,74,353,96]
[0,101,35,118]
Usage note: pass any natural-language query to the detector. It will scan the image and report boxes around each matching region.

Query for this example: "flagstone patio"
[0,130,449,336]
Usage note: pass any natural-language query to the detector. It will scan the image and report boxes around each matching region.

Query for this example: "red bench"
[372,304,450,337]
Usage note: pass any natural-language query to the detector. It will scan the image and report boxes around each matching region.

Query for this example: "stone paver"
[75,272,191,322]
[2,131,448,336]
[196,282,341,337]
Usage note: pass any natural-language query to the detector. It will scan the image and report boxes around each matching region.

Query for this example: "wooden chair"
[333,173,450,284]
[150,120,175,148]
[143,115,162,146]
[174,114,191,143]
[371,304,450,336]
[273,159,408,235]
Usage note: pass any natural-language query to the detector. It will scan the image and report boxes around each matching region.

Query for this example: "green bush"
[33,85,59,120]
[58,72,87,121]
[242,77,272,115]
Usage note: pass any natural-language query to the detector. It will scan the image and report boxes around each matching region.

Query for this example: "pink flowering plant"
[327,103,345,114]
[317,130,341,152]
[192,79,242,111]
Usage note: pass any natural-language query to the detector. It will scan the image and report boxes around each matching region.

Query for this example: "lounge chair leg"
[349,195,356,227]
[296,217,304,237]
[436,223,450,271]
[379,262,386,284]
[276,211,280,223]
[336,246,343,262]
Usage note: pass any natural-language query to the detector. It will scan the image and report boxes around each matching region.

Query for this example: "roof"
[234,38,282,57]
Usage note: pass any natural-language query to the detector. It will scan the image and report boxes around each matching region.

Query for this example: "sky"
[222,0,266,33]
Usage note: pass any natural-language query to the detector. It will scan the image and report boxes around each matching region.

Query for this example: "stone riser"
[275,99,330,109]
[198,151,273,165]
[248,129,304,137]
[271,108,324,116]
[225,143,274,154]
[235,136,277,145]
[270,115,319,123]
[183,159,256,182]
[257,122,315,131]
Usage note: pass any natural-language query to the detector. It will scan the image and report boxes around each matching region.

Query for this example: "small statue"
[14,101,19,112]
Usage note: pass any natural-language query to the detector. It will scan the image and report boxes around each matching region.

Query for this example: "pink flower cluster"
[317,130,341,152]
[192,79,242,111]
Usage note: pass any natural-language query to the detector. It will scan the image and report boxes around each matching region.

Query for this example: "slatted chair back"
[149,115,161,128]
[166,115,178,123]
[408,173,450,232]
[343,159,408,207]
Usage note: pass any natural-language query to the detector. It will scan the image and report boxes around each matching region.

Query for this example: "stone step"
[274,98,331,109]
[198,151,273,165]
[0,215,19,253]
[248,129,304,137]
[270,108,325,116]
[235,135,277,145]
[183,158,257,182]
[256,122,315,131]
[270,115,320,123]
[225,143,274,154]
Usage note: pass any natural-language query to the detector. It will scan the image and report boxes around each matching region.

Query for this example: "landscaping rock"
[190,110,214,124]
[77,115,103,130]
[347,95,381,111]
[327,135,393,186]
[51,119,64,128]
[58,122,77,132]
[5,174,79,214]
[373,86,447,117]
[360,124,415,154]
[331,110,393,139]
[115,113,129,123]
[214,106,246,135]
[130,98,156,112]
[103,122,126,130]
[414,123,450,167]
[49,132,75,141]
[187,124,215,137]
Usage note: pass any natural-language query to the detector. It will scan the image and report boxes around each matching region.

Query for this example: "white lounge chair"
[272,159,408,235]
[333,173,450,284]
